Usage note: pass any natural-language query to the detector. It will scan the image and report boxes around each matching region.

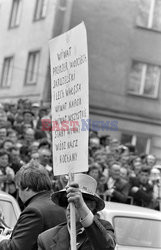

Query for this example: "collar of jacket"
[51,224,87,250]
[24,190,51,207]
[51,224,70,250]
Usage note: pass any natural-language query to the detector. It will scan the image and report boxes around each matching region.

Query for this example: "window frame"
[0,56,14,89]
[121,132,151,154]
[127,60,161,99]
[113,216,161,248]
[24,50,40,86]
[33,0,48,21]
[136,0,161,32]
[9,0,22,29]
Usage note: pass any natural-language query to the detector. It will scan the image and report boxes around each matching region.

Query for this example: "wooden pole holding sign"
[49,22,89,250]
[68,171,76,250]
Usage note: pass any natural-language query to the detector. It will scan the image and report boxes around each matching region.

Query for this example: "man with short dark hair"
[0,161,66,250]
[129,168,153,208]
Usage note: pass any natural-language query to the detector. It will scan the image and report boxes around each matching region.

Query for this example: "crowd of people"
[0,98,161,212]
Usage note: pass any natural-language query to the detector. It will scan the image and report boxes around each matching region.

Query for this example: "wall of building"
[0,0,57,102]
[68,0,161,159]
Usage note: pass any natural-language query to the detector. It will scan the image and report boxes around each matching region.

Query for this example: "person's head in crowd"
[139,168,150,185]
[17,99,24,110]
[24,128,35,144]
[94,150,107,165]
[100,135,111,147]
[38,148,51,166]
[7,129,18,143]
[120,167,128,180]
[89,129,98,139]
[2,138,14,151]
[87,164,101,181]
[110,161,121,180]
[31,103,40,117]
[130,156,141,170]
[15,160,51,203]
[150,168,160,183]
[39,106,48,118]
[89,136,100,148]
[10,103,17,115]
[31,152,39,162]
[2,103,9,113]
[146,154,156,168]
[23,110,34,124]
[89,144,101,157]
[133,161,142,177]
[20,146,31,163]
[119,146,130,167]
[109,138,119,153]
[0,128,7,144]
[38,138,51,150]
[23,100,32,110]
[30,141,39,153]
[0,149,9,168]
[140,153,148,164]
[9,146,20,164]
[88,156,94,164]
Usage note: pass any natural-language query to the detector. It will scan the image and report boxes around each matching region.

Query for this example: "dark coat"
[129,177,153,208]
[104,178,129,203]
[0,191,66,250]
[37,216,116,250]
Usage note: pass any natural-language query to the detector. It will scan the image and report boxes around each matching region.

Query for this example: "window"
[137,0,161,32]
[9,0,22,28]
[25,51,40,85]
[121,133,151,154]
[0,56,14,88]
[34,0,48,21]
[0,200,17,228]
[128,61,160,98]
[114,217,161,248]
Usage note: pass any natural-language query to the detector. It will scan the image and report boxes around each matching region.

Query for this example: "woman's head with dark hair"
[15,160,51,193]
[38,138,51,150]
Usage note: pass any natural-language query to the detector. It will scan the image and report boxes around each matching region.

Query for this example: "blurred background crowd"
[0,98,161,211]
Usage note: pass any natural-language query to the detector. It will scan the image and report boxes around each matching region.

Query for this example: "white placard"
[49,22,89,176]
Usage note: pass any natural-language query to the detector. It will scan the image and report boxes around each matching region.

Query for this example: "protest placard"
[49,22,89,176]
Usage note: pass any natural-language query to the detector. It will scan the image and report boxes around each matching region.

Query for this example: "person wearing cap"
[37,173,116,250]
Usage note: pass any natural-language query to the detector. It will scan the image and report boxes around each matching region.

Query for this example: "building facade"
[0,0,59,102]
[0,0,161,159]
[67,0,161,159]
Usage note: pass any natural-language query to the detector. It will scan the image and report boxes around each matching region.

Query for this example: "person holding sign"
[37,173,116,250]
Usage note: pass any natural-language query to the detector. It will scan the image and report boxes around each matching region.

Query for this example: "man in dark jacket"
[0,161,66,250]
[38,173,116,250]
[129,168,153,208]
[104,162,129,203]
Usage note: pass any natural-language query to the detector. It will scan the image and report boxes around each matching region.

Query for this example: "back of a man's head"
[15,160,51,192]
